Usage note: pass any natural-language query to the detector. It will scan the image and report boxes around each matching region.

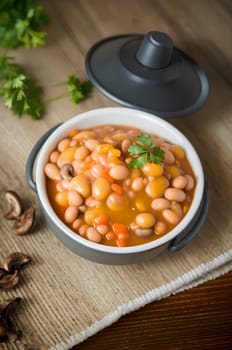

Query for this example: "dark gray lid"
[85,31,209,118]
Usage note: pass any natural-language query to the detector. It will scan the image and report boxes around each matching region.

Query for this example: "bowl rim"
[36,107,204,254]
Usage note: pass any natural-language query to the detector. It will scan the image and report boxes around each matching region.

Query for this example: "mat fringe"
[51,249,232,350]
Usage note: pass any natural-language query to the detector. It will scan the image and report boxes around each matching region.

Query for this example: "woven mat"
[1,60,232,349]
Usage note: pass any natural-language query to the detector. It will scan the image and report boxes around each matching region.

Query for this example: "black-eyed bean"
[60,164,74,180]
[92,178,111,200]
[84,169,95,181]
[70,139,78,147]
[72,160,82,175]
[56,182,63,192]
[130,222,139,231]
[98,154,108,167]
[151,198,170,211]
[163,149,175,164]
[162,209,179,225]
[96,224,109,235]
[91,164,105,178]
[131,177,144,192]
[44,163,61,181]
[107,193,126,211]
[79,224,88,236]
[171,202,183,220]
[61,179,70,190]
[67,190,84,207]
[164,188,186,202]
[154,221,168,235]
[135,213,155,228]
[85,196,101,208]
[185,175,195,191]
[73,131,95,140]
[74,146,89,160]
[64,206,79,223]
[69,175,91,198]
[135,227,154,238]
[57,138,71,152]
[78,205,87,213]
[123,178,131,187]
[72,218,82,230]
[85,139,100,151]
[172,175,187,189]
[121,139,131,153]
[109,165,129,180]
[50,151,60,163]
[148,176,155,182]
[86,227,102,243]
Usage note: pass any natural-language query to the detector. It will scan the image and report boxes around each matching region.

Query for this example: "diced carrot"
[116,238,127,247]
[111,183,123,195]
[112,223,128,234]
[117,232,130,240]
[103,170,114,183]
[93,214,109,225]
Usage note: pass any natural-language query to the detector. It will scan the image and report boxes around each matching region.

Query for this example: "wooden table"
[58,0,231,348]
[76,271,232,350]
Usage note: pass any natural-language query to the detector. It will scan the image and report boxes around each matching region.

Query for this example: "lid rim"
[85,33,210,118]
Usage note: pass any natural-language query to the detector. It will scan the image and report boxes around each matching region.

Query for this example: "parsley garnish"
[0,0,49,49]
[0,56,43,119]
[0,2,93,120]
[128,133,164,168]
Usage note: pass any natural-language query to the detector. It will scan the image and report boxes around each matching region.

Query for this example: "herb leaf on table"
[0,0,49,49]
[0,56,43,119]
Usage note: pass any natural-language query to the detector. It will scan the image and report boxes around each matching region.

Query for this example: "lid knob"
[136,31,173,69]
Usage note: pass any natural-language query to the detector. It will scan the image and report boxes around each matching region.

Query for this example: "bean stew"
[45,125,195,247]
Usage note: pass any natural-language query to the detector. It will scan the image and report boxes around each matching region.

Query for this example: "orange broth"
[45,125,196,247]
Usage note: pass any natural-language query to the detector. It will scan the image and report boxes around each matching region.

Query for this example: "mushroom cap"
[4,191,23,220]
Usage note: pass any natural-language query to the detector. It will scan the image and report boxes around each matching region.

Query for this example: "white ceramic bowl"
[26,107,207,264]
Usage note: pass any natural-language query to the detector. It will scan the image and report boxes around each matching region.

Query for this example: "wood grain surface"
[1,0,231,348]
[75,271,232,350]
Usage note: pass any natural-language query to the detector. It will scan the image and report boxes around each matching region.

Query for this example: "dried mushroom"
[4,191,23,220]
[0,270,20,290]
[3,252,31,273]
[13,208,36,235]
[0,252,31,290]
[0,298,22,343]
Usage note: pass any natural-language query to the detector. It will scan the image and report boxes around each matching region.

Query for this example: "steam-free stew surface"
[45,125,195,247]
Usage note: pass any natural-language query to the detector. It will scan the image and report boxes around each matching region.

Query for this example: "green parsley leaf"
[128,143,146,155]
[66,73,93,105]
[0,55,43,119]
[137,133,153,147]
[129,153,148,168]
[128,133,164,168]
[0,0,49,49]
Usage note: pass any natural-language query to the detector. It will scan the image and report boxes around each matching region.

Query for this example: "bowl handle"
[25,124,62,192]
[168,183,209,252]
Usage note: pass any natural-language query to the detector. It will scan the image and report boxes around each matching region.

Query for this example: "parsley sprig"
[45,73,92,105]
[128,133,164,168]
[0,0,49,49]
[0,2,93,120]
[0,55,43,119]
